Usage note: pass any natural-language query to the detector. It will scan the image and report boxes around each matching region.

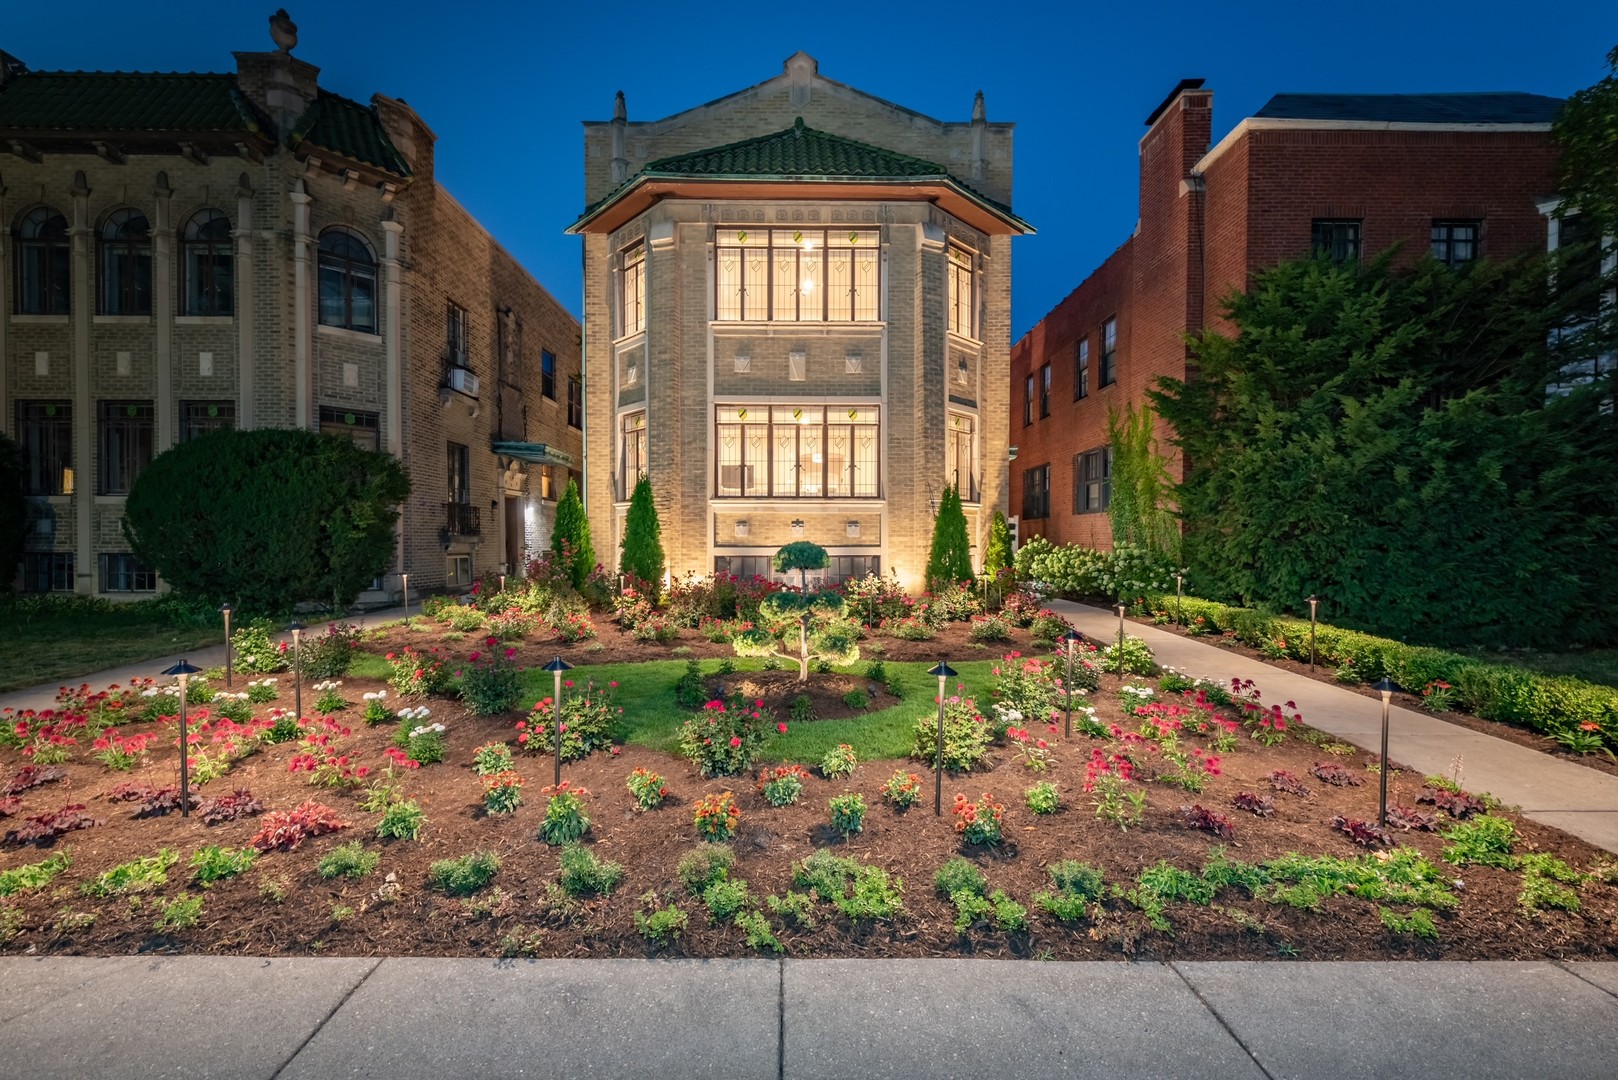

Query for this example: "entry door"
[504,497,524,576]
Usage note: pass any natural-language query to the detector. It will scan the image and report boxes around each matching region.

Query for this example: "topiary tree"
[619,475,665,598]
[731,541,858,683]
[123,428,409,613]
[983,509,1011,575]
[925,485,974,589]
[0,432,25,592]
[551,476,595,591]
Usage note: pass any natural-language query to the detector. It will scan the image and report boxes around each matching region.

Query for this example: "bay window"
[714,404,879,498]
[715,229,879,322]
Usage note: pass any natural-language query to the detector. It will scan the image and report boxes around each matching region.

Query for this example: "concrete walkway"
[0,957,1614,1079]
[0,606,409,716]
[1048,601,1618,855]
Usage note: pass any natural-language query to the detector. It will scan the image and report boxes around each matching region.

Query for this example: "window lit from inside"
[620,241,646,336]
[619,411,646,499]
[715,229,879,322]
[947,412,978,503]
[947,242,975,337]
[16,401,73,495]
[714,405,879,499]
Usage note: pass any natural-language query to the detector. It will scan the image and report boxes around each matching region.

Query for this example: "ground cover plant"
[1,600,1615,962]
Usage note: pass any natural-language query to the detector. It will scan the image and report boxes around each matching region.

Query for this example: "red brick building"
[1010,81,1563,548]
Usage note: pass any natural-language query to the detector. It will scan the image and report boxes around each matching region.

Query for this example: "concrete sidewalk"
[0,606,409,717]
[1048,601,1618,855]
[0,957,1614,1079]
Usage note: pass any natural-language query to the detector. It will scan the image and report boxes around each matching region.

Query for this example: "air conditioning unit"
[448,368,479,397]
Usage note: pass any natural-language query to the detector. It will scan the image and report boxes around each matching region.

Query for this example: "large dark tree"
[123,428,409,613]
[1151,253,1617,649]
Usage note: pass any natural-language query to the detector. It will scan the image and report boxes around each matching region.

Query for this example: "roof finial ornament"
[793,116,805,136]
[614,90,626,121]
[973,91,985,123]
[269,9,298,54]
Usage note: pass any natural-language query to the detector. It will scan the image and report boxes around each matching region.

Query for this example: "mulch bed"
[2,616,1615,962]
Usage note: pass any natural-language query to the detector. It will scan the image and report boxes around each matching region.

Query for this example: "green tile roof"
[577,118,1028,233]
[0,71,266,134]
[289,91,411,177]
[644,117,952,180]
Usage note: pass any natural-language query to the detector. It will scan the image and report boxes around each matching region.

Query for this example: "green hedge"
[1145,593,1618,749]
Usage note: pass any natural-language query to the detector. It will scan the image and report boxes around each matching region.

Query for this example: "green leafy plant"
[558,844,624,897]
[189,845,258,887]
[1441,816,1518,868]
[828,793,867,839]
[911,694,993,773]
[635,893,688,945]
[153,894,204,932]
[841,689,869,710]
[428,850,501,896]
[701,876,751,922]
[1379,906,1439,940]
[677,844,735,895]
[458,641,525,715]
[376,799,426,841]
[673,660,708,710]
[792,850,904,923]
[820,743,857,780]
[471,741,514,776]
[677,698,776,777]
[0,851,72,897]
[1025,781,1060,816]
[951,791,1005,846]
[519,680,621,762]
[550,478,595,591]
[538,781,592,845]
[925,485,974,589]
[735,910,783,953]
[318,840,380,880]
[1101,635,1157,676]
[82,849,180,897]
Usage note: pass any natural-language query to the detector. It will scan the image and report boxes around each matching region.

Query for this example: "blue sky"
[7,1,1615,337]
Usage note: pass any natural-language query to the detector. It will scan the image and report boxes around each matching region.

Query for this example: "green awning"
[493,441,574,467]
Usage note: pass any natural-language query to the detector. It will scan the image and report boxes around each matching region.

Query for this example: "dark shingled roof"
[1255,92,1563,125]
[0,71,266,134]
[289,91,411,176]
[644,117,952,180]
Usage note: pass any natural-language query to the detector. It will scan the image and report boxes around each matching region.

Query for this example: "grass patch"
[517,657,999,763]
[0,595,225,693]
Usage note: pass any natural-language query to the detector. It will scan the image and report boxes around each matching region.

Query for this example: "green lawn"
[0,597,224,694]
[517,657,1002,764]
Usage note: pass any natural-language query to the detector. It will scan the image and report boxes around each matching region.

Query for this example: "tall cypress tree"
[982,509,1012,580]
[550,477,594,590]
[925,485,974,589]
[619,475,665,595]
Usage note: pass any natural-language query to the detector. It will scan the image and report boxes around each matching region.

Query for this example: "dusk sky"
[7,0,1615,337]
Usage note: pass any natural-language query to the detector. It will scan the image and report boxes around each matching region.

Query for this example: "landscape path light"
[1174,572,1184,627]
[1115,602,1128,674]
[1062,627,1084,737]
[499,573,507,596]
[544,655,574,786]
[928,661,957,816]
[286,620,305,722]
[1372,677,1404,828]
[219,602,234,688]
[1307,595,1320,669]
[400,572,411,627]
[161,659,201,818]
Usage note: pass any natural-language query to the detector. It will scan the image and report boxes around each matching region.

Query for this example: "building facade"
[571,54,1030,592]
[1010,81,1563,549]
[0,15,580,600]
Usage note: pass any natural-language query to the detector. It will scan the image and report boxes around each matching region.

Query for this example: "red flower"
[778,722,788,734]
[730,736,742,747]
[469,652,482,663]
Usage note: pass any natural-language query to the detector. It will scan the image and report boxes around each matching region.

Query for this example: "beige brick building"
[571,54,1029,591]
[0,17,580,601]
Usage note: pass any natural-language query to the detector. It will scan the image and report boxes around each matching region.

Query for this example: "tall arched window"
[99,208,153,315]
[15,207,70,315]
[317,227,377,333]
[181,209,233,316]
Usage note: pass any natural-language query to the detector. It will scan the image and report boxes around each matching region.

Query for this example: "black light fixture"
[219,602,234,688]
[1062,627,1084,737]
[544,655,574,786]
[1371,677,1404,827]
[1307,595,1320,669]
[286,620,306,720]
[161,659,202,818]
[927,661,958,815]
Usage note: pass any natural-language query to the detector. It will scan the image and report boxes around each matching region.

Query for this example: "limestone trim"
[290,183,312,429]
